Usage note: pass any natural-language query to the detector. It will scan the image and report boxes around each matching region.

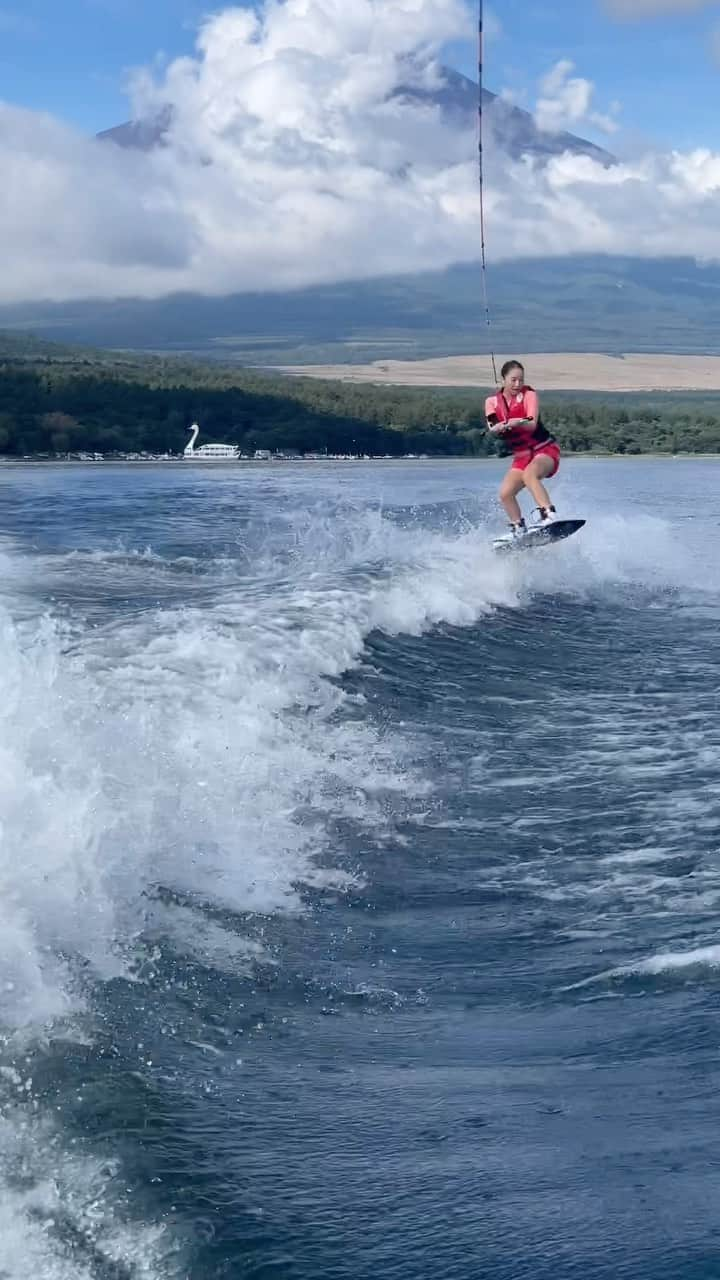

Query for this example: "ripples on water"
[0,458,719,1278]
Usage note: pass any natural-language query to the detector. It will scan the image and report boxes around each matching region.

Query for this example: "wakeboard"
[492,518,586,554]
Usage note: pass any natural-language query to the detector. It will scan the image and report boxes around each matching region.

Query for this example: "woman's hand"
[487,422,508,435]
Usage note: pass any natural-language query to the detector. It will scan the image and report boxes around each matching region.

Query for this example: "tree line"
[0,344,719,457]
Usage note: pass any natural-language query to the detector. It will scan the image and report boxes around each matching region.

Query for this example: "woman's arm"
[485,395,507,434]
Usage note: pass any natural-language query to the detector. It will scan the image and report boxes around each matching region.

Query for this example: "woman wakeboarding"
[485,360,561,544]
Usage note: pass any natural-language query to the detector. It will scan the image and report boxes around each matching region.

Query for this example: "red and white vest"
[489,385,554,453]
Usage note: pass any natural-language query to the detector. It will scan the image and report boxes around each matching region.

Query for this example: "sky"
[3,0,720,305]
[2,0,719,146]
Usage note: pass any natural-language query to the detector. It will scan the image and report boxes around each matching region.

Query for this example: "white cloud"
[535,60,620,135]
[2,0,720,304]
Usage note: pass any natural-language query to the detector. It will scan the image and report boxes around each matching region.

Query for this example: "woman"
[485,359,560,541]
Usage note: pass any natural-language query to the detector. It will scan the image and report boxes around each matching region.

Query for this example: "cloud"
[603,0,716,15]
[535,60,620,135]
[3,0,720,305]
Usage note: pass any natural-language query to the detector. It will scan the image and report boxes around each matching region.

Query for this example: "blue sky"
[0,0,718,149]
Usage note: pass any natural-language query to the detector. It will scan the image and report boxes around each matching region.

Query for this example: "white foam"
[602,846,679,866]
[623,943,720,975]
[0,507,495,1034]
[566,944,720,990]
[0,477,715,1270]
[0,495,713,1036]
[0,1107,181,1279]
[0,590,418,1030]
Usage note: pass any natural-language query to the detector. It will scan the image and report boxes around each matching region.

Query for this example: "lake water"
[1,456,719,1279]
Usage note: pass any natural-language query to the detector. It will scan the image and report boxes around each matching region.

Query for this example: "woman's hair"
[501,359,524,380]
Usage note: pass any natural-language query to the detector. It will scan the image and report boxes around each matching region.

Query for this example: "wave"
[0,483,713,1274]
[0,497,711,1034]
[564,943,720,994]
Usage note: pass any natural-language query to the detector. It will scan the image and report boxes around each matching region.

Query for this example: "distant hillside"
[1,256,718,364]
[2,334,720,459]
[0,331,89,360]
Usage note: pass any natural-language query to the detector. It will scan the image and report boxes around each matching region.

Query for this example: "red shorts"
[510,442,561,477]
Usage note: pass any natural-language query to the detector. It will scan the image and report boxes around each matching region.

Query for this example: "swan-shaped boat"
[183,423,240,460]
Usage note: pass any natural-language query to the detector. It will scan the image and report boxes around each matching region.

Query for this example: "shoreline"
[3,453,720,465]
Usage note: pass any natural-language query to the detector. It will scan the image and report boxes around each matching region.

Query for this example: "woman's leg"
[499,467,526,523]
[522,454,555,511]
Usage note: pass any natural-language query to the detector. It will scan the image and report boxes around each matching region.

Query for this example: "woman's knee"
[499,474,522,500]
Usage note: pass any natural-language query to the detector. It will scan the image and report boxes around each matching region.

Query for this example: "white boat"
[183,423,240,460]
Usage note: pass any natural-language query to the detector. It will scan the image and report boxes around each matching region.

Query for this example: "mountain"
[96,109,171,151]
[1,256,718,364]
[394,67,614,165]
[2,70,679,366]
[97,66,614,166]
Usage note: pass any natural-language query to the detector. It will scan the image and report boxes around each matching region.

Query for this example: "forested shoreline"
[1,339,720,458]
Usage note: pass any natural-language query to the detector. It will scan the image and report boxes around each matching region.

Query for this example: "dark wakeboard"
[493,519,586,554]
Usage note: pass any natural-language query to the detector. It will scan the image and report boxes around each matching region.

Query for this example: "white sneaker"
[536,507,557,527]
[492,522,526,548]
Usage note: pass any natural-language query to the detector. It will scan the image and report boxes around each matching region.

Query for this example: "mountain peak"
[97,66,614,166]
